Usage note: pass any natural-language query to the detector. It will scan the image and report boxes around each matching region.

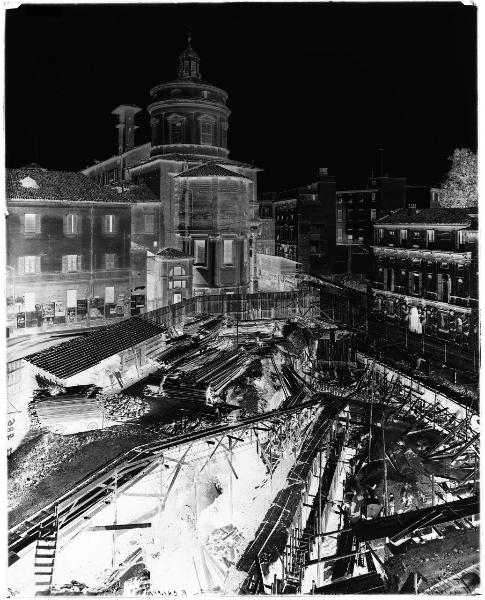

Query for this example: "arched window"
[169,266,186,277]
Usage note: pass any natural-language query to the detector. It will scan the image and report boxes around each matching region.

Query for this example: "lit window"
[378,228,384,241]
[337,227,343,242]
[347,229,353,241]
[200,121,213,145]
[223,240,234,265]
[24,214,39,233]
[389,230,396,237]
[173,293,182,304]
[370,209,376,221]
[427,229,435,243]
[168,280,187,289]
[105,254,117,270]
[144,214,155,233]
[194,240,206,265]
[337,209,343,221]
[400,229,407,242]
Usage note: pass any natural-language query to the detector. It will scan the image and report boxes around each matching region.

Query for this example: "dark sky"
[5,2,477,191]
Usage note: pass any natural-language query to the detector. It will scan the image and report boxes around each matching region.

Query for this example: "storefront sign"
[16,313,25,328]
[77,299,87,315]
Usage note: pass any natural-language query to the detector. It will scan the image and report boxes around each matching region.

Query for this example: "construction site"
[7,289,480,596]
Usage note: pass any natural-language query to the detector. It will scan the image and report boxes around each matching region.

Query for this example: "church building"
[83,35,261,308]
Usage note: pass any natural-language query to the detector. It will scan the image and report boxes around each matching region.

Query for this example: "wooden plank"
[86,523,151,531]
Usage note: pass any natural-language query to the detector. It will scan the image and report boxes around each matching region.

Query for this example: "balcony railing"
[449,296,478,309]
[393,285,405,293]
[424,290,438,300]
[372,281,384,290]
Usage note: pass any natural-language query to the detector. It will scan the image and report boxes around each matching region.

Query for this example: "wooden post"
[112,471,118,569]
[382,417,388,517]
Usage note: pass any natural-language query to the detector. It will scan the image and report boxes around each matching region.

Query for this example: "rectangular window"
[400,229,408,243]
[458,230,465,245]
[173,292,182,304]
[169,280,187,289]
[223,240,234,265]
[370,209,376,221]
[200,121,213,145]
[104,214,117,234]
[194,239,206,265]
[66,214,79,235]
[378,228,384,241]
[20,256,41,274]
[144,214,155,233]
[105,253,117,270]
[62,255,82,272]
[347,229,353,241]
[24,213,41,234]
[337,227,343,242]
[427,229,435,243]
[389,230,396,237]
[337,209,343,221]
[413,273,421,295]
[169,121,184,144]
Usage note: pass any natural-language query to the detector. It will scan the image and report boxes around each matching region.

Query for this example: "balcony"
[424,290,438,301]
[449,296,478,309]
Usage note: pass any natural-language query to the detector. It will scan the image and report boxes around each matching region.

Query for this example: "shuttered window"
[24,214,41,234]
[144,214,155,233]
[105,253,117,270]
[103,214,118,234]
[194,240,206,265]
[65,214,80,235]
[62,255,82,272]
[19,256,41,274]
[223,240,234,265]
[169,120,184,144]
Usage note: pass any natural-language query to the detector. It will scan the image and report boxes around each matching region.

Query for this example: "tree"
[438,148,478,208]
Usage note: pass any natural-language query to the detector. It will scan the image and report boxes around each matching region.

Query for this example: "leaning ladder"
[34,506,59,595]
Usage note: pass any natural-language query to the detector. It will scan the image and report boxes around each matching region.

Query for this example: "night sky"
[6,2,477,192]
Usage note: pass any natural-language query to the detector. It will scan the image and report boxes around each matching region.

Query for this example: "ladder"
[34,508,59,595]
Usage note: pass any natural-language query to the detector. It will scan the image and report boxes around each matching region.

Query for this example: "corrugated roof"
[24,317,166,379]
[175,162,251,180]
[157,247,191,259]
[377,208,473,225]
[7,167,126,203]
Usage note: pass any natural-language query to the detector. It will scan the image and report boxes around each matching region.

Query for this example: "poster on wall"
[77,299,87,316]
[55,301,66,317]
[67,289,77,308]
[16,313,25,328]
[42,303,55,318]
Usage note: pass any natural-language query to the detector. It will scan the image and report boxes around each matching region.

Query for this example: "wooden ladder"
[34,509,59,596]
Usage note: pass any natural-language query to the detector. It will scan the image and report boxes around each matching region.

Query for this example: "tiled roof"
[377,208,473,225]
[157,247,191,259]
[122,183,159,203]
[24,317,166,379]
[175,162,251,180]
[7,167,125,203]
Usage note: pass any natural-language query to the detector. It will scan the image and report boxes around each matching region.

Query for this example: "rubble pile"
[205,525,247,570]
[98,393,151,421]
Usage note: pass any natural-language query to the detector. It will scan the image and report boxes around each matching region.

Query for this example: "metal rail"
[9,391,342,562]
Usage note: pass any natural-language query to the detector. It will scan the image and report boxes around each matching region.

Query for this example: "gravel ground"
[8,417,211,529]
[384,528,479,592]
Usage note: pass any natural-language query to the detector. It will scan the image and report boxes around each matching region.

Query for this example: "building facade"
[369,208,478,348]
[6,165,131,332]
[146,247,194,310]
[83,36,260,308]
